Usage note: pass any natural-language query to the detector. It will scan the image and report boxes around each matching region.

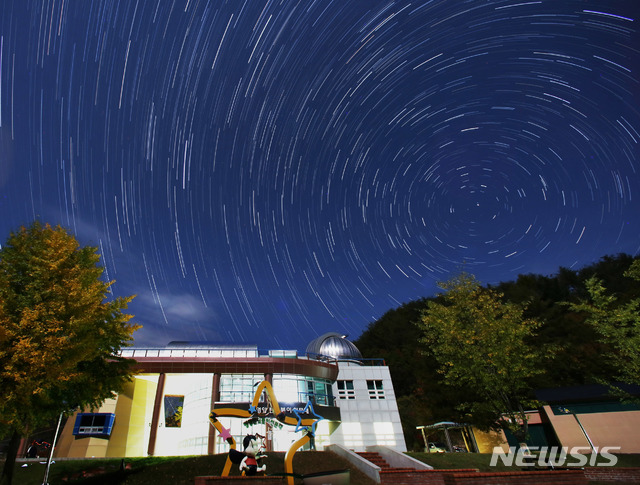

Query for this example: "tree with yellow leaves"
[0,222,140,485]
[416,272,544,446]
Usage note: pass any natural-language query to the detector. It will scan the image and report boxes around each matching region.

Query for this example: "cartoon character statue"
[229,434,266,476]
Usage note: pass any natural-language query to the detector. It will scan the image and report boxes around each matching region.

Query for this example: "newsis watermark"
[490,446,621,467]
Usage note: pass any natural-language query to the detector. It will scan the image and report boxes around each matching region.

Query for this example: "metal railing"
[119,347,385,366]
[119,347,259,359]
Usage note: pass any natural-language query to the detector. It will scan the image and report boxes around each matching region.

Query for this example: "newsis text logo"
[490,446,620,467]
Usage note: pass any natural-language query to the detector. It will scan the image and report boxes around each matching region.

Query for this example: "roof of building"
[166,341,257,350]
[305,332,363,361]
[535,383,640,403]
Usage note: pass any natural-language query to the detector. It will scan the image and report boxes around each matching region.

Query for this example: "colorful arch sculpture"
[209,379,324,485]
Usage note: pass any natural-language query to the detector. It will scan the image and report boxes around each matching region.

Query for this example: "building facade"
[55,334,407,458]
[467,385,640,454]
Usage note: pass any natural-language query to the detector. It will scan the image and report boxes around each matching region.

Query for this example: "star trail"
[1,0,639,350]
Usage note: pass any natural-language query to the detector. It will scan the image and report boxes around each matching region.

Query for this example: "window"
[272,374,300,403]
[367,380,385,399]
[306,381,315,402]
[72,413,115,437]
[337,380,355,400]
[164,395,184,427]
[272,375,334,406]
[219,374,264,402]
[268,350,297,358]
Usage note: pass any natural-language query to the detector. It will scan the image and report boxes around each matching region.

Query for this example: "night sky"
[1,1,639,351]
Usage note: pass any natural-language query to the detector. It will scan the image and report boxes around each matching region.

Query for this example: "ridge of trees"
[354,253,640,450]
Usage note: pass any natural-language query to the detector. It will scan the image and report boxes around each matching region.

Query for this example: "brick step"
[358,451,444,483]
[357,453,384,459]
[357,451,390,468]
[368,460,391,466]
[380,469,480,485]
[381,470,447,485]
[380,467,424,473]
[380,469,589,485]
[380,468,418,473]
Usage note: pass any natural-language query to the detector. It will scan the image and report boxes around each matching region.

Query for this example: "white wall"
[153,373,213,456]
[331,362,406,452]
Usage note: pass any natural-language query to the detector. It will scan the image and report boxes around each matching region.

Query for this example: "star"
[293,400,324,434]
[218,426,232,441]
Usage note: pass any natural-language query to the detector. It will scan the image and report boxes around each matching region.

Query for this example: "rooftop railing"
[119,347,260,359]
[119,347,385,366]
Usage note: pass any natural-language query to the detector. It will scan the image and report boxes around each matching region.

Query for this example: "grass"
[408,452,640,471]
[4,451,375,485]
[6,452,640,484]
[409,452,640,485]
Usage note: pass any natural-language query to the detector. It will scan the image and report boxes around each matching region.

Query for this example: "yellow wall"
[471,427,509,453]
[54,398,117,458]
[54,416,75,458]
[120,374,159,456]
[54,374,160,458]
[104,379,135,457]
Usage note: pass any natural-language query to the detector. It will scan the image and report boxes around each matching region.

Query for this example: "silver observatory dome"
[306,332,363,361]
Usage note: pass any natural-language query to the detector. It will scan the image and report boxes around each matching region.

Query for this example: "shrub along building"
[54,333,407,458]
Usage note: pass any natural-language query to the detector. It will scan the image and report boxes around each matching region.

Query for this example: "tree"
[355,299,468,449]
[495,270,614,388]
[0,222,140,485]
[569,259,640,395]
[416,273,544,444]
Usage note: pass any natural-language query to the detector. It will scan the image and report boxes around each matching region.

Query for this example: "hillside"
[354,254,640,450]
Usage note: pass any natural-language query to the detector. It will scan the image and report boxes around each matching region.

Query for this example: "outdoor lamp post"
[41,411,64,485]
[557,407,596,454]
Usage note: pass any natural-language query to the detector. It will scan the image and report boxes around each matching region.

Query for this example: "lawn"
[5,452,640,484]
[408,451,640,471]
[409,452,640,485]
[4,451,375,485]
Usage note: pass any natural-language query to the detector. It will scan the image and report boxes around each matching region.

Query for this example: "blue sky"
[1,0,639,350]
